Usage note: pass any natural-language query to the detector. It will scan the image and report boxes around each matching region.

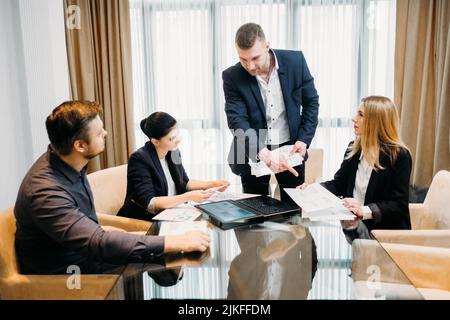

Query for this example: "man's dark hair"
[45,101,102,155]
[235,23,266,49]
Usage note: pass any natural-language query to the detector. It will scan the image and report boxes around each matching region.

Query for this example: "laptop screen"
[197,201,257,223]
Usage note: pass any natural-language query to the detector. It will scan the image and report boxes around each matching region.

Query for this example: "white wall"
[0,0,70,210]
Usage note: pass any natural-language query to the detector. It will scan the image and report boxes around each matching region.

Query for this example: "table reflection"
[228,223,317,299]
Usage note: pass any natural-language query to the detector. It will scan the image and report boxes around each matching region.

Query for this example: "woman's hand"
[186,190,213,203]
[209,180,230,192]
[342,198,364,219]
[296,183,309,190]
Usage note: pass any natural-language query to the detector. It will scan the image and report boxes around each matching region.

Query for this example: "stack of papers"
[250,145,304,177]
[153,207,202,222]
[207,192,259,202]
[158,221,208,236]
[284,183,355,221]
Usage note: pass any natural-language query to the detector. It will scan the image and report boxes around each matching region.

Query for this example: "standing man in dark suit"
[223,23,319,200]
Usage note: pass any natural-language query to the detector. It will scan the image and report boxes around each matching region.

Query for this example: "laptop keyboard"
[238,197,288,215]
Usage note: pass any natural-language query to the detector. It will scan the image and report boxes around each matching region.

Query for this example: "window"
[130,0,396,299]
[130,0,396,182]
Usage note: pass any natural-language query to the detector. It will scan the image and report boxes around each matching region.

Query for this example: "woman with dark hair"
[298,96,412,239]
[118,112,229,221]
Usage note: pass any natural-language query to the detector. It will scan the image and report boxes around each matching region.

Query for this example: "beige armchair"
[87,164,151,232]
[0,164,154,299]
[372,170,450,247]
[369,171,450,299]
[351,239,423,300]
[305,148,324,184]
[87,164,127,215]
[0,207,123,300]
[380,242,450,300]
[351,239,450,300]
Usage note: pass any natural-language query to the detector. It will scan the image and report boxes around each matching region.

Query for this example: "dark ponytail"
[140,112,177,140]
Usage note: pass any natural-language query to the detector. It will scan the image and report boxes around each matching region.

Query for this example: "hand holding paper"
[284,183,355,221]
[251,145,304,177]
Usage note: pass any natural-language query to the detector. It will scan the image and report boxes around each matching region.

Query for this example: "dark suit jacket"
[321,142,412,231]
[118,142,189,221]
[222,49,319,176]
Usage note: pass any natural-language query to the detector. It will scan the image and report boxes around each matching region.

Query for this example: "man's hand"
[258,148,298,176]
[289,141,307,157]
[164,231,211,253]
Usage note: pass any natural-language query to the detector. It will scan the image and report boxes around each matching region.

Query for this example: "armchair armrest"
[409,203,434,229]
[97,213,151,232]
[351,239,410,284]
[1,274,120,300]
[372,229,450,248]
[381,243,450,292]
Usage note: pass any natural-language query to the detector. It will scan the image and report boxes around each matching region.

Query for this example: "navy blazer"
[222,49,319,176]
[321,142,412,231]
[118,142,189,221]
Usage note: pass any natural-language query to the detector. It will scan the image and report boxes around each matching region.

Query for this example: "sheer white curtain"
[130,0,220,182]
[296,0,396,179]
[130,0,395,184]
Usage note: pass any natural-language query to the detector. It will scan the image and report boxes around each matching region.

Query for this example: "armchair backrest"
[87,164,127,215]
[305,148,323,184]
[423,170,450,229]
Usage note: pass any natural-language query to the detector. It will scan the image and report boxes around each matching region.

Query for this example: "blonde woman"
[299,96,412,237]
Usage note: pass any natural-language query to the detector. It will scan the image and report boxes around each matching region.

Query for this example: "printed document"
[207,192,259,202]
[153,207,202,222]
[158,221,208,236]
[250,145,304,177]
[284,183,355,221]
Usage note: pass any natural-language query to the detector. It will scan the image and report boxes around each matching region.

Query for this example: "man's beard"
[83,146,104,160]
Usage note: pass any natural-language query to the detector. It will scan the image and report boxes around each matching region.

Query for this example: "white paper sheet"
[284,183,355,221]
[153,207,202,222]
[158,221,208,236]
[207,192,259,202]
[249,145,304,177]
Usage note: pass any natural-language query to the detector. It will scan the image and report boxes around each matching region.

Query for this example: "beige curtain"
[64,0,135,172]
[395,0,450,187]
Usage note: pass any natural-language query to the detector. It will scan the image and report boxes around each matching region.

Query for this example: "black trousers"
[241,163,305,205]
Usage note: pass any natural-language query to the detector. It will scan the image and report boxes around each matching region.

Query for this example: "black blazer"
[223,49,319,176]
[321,142,412,231]
[118,142,189,221]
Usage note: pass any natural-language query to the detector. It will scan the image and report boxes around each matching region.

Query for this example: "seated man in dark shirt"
[14,101,210,275]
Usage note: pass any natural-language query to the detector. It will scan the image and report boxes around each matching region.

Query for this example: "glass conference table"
[106,210,423,300]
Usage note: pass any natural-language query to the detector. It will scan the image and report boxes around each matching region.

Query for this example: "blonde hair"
[348,96,407,169]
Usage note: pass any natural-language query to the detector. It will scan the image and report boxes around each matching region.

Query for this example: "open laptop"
[195,196,301,230]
